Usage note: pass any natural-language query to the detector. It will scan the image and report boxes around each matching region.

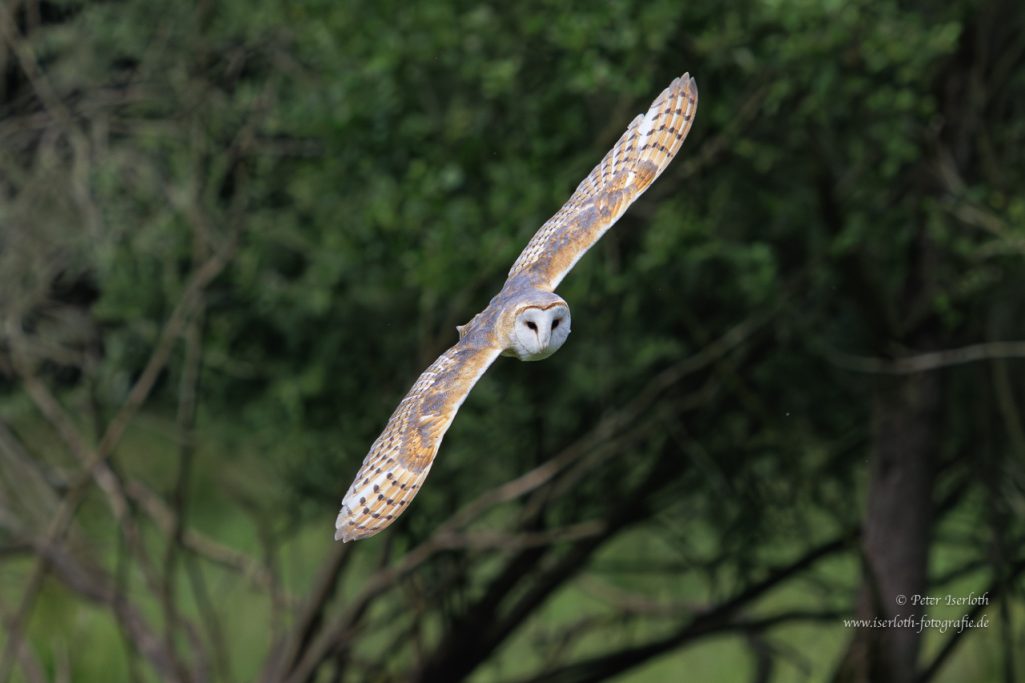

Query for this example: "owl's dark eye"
[526,321,537,331]
[551,318,561,329]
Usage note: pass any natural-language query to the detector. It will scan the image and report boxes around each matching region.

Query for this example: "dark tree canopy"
[1,1,1023,682]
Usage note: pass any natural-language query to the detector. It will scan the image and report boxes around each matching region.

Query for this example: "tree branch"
[827,341,1025,374]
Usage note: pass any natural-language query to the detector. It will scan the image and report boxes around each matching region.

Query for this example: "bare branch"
[0,596,46,683]
[263,542,354,683]
[0,235,237,683]
[918,557,1025,683]
[124,479,286,598]
[578,576,703,618]
[827,341,1025,374]
[0,12,79,136]
[518,529,858,683]
[16,533,182,680]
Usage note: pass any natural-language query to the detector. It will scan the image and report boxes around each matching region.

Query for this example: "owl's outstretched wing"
[334,338,502,542]
[507,74,698,292]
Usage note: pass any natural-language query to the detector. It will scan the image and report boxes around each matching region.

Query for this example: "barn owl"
[335,74,698,542]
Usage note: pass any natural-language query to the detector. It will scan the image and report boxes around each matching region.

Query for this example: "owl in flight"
[335,74,698,542]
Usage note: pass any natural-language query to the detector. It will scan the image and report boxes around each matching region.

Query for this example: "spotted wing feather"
[507,74,698,291]
[335,339,501,542]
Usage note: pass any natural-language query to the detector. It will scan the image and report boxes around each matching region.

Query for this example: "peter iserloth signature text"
[905,592,990,606]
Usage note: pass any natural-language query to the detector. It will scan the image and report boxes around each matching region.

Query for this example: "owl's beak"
[537,321,551,349]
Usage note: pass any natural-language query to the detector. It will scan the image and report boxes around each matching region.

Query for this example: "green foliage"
[8,0,1023,567]
[3,0,1025,680]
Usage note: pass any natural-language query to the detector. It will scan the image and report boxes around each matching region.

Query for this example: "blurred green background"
[1,0,1024,681]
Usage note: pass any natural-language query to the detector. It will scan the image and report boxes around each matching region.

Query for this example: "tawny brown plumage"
[335,74,698,542]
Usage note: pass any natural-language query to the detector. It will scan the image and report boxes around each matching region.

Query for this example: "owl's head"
[502,293,571,361]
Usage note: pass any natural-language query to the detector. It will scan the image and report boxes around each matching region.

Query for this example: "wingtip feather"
[334,508,351,541]
[666,72,697,98]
